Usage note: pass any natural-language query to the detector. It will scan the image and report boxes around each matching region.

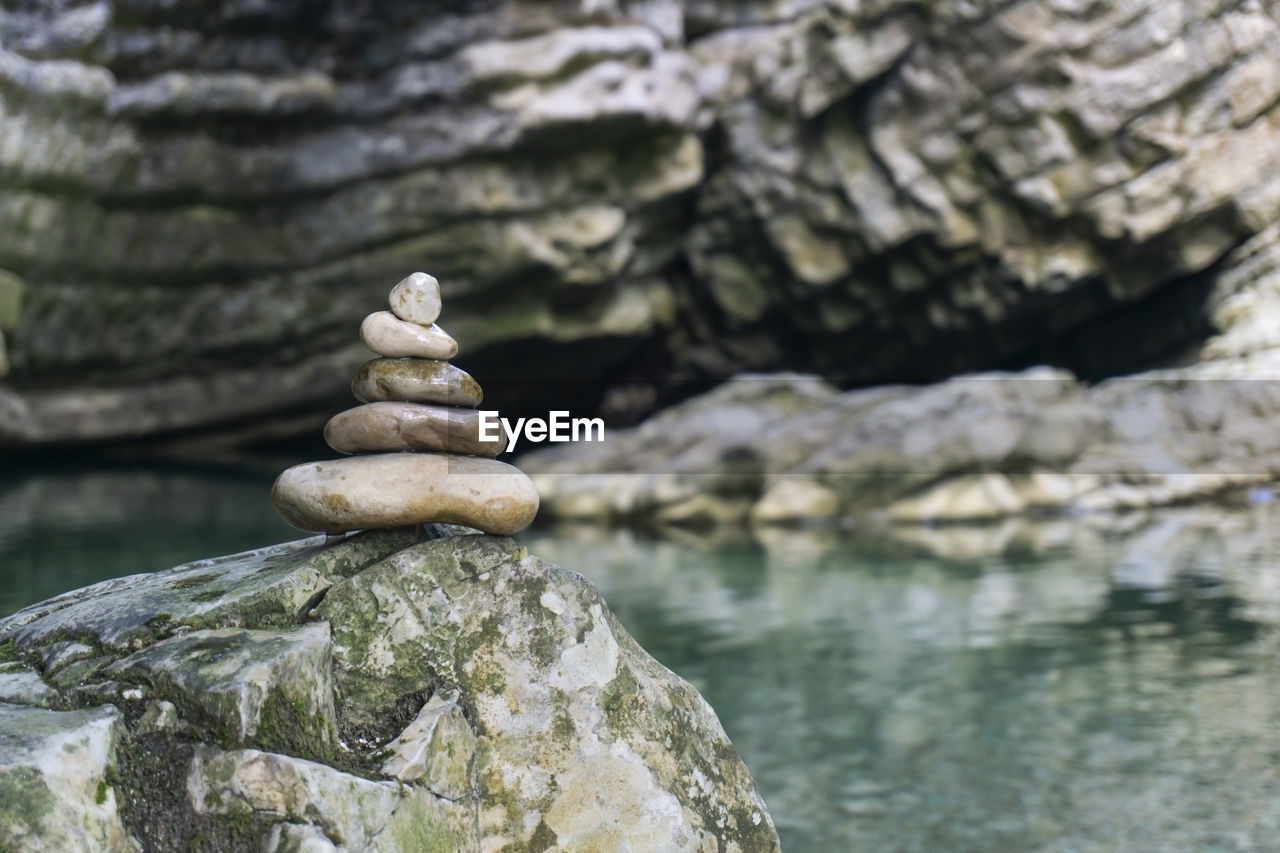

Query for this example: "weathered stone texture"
[0,702,137,852]
[0,528,779,851]
[4,0,1280,442]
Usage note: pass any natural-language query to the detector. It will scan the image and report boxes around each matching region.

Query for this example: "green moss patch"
[0,766,54,846]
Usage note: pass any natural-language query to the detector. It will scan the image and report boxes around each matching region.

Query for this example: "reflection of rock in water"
[524,366,1280,526]
[1089,574,1261,650]
[0,466,296,616]
[523,506,1280,852]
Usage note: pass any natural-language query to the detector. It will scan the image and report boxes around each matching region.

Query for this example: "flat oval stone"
[389,272,442,326]
[271,453,539,535]
[360,311,458,359]
[352,359,483,407]
[325,402,504,457]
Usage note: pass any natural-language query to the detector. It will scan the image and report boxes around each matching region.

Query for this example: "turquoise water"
[6,465,1280,851]
[0,463,298,617]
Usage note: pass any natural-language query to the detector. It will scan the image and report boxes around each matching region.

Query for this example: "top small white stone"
[389,272,442,326]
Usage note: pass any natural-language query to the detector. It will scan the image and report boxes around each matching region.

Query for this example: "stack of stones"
[272,273,539,536]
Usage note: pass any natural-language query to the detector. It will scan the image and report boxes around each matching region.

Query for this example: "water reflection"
[526,509,1280,852]
[5,465,1280,850]
[0,463,296,616]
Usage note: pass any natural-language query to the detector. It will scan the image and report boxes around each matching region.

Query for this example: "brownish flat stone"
[351,359,483,407]
[325,402,504,457]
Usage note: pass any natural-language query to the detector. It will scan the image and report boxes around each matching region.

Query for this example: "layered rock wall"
[3,0,1279,443]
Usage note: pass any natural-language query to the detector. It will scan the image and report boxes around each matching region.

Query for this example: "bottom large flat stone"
[271,454,539,535]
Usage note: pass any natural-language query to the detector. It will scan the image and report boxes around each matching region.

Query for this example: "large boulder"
[0,527,778,851]
[4,0,1280,443]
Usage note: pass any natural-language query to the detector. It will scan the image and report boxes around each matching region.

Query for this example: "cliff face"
[2,0,1279,443]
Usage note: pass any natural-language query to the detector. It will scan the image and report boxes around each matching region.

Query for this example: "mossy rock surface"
[0,529,779,851]
[0,702,137,852]
[104,624,339,761]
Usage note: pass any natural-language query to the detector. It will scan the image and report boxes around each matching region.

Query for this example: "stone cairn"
[272,272,539,535]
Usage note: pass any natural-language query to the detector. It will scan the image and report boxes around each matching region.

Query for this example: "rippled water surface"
[7,465,1280,851]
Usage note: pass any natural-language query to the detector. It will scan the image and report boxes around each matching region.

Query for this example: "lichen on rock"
[0,702,137,852]
[0,528,778,851]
